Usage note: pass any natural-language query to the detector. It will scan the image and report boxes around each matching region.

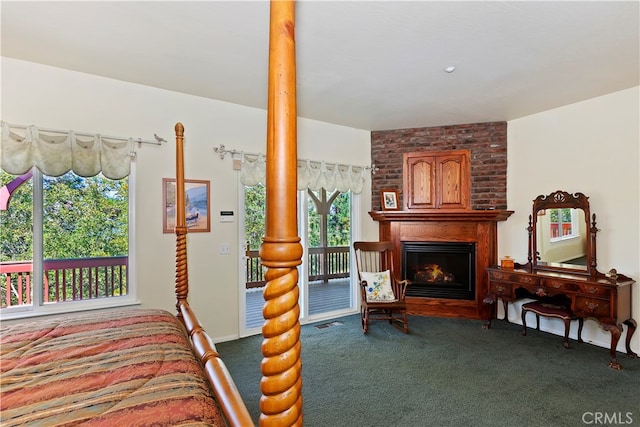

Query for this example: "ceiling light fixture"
[444,65,456,73]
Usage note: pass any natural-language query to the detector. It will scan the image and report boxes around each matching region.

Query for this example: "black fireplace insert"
[402,242,476,300]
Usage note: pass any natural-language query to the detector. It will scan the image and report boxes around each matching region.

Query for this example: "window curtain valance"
[0,121,132,179]
[239,152,367,194]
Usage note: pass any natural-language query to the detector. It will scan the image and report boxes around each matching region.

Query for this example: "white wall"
[1,58,373,340]
[503,87,640,354]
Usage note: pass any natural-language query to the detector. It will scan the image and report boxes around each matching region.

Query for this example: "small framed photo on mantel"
[380,189,400,211]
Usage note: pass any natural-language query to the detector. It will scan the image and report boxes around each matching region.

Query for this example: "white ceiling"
[1,1,638,131]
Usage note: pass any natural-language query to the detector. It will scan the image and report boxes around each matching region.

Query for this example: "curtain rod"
[213,143,378,174]
[4,122,167,146]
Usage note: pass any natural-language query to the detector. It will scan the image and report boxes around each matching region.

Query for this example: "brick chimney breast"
[370,122,507,211]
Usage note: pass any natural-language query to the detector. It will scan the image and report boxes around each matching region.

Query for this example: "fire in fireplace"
[402,242,476,300]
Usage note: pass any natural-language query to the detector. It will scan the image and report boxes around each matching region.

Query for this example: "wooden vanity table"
[483,190,637,369]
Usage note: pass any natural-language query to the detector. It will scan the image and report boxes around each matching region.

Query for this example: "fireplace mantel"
[370,209,513,319]
[370,210,513,223]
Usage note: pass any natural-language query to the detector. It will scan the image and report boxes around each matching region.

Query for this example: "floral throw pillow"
[360,270,397,302]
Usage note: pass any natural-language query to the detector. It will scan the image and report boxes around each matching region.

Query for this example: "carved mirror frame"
[528,190,598,277]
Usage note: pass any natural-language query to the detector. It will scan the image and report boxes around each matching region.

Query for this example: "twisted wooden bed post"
[259,1,304,426]
[174,122,189,309]
[173,123,253,426]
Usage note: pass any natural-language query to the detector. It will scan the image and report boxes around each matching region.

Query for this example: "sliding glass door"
[303,189,353,318]
[240,185,357,336]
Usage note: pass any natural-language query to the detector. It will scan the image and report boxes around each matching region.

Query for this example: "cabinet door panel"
[405,155,436,209]
[438,154,469,209]
[402,150,470,210]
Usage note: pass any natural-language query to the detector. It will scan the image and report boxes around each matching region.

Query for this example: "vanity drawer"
[541,279,580,293]
[489,282,513,298]
[578,283,610,297]
[488,270,538,287]
[575,296,610,318]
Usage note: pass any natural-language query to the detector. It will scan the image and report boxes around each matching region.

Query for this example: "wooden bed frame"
[176,3,303,426]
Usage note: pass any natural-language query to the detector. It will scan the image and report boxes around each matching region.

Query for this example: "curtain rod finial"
[214,144,228,159]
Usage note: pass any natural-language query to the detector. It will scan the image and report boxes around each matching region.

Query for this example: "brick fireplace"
[368,121,512,319]
[370,210,512,319]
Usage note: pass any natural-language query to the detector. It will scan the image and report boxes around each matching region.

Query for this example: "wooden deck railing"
[245,245,350,289]
[2,248,343,306]
[1,256,128,308]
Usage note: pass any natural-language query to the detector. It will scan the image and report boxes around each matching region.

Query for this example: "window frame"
[0,165,138,320]
[549,207,579,243]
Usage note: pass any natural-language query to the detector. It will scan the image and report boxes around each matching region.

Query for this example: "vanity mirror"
[527,190,597,277]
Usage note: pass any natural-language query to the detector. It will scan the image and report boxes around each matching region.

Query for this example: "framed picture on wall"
[163,178,211,233]
[380,189,400,211]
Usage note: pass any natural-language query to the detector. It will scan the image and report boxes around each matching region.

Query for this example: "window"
[0,167,136,318]
[549,208,577,241]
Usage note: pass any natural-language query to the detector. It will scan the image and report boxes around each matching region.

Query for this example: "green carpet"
[216,315,639,427]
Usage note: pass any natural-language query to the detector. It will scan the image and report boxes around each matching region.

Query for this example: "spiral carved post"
[526,214,533,271]
[590,213,599,277]
[259,1,304,426]
[174,122,189,313]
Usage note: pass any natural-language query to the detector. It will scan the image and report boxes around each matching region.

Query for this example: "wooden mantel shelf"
[369,210,514,222]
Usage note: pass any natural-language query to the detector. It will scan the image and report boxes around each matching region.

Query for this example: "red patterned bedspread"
[0,309,226,426]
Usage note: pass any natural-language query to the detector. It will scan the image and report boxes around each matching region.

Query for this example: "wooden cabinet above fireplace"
[403,150,470,210]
